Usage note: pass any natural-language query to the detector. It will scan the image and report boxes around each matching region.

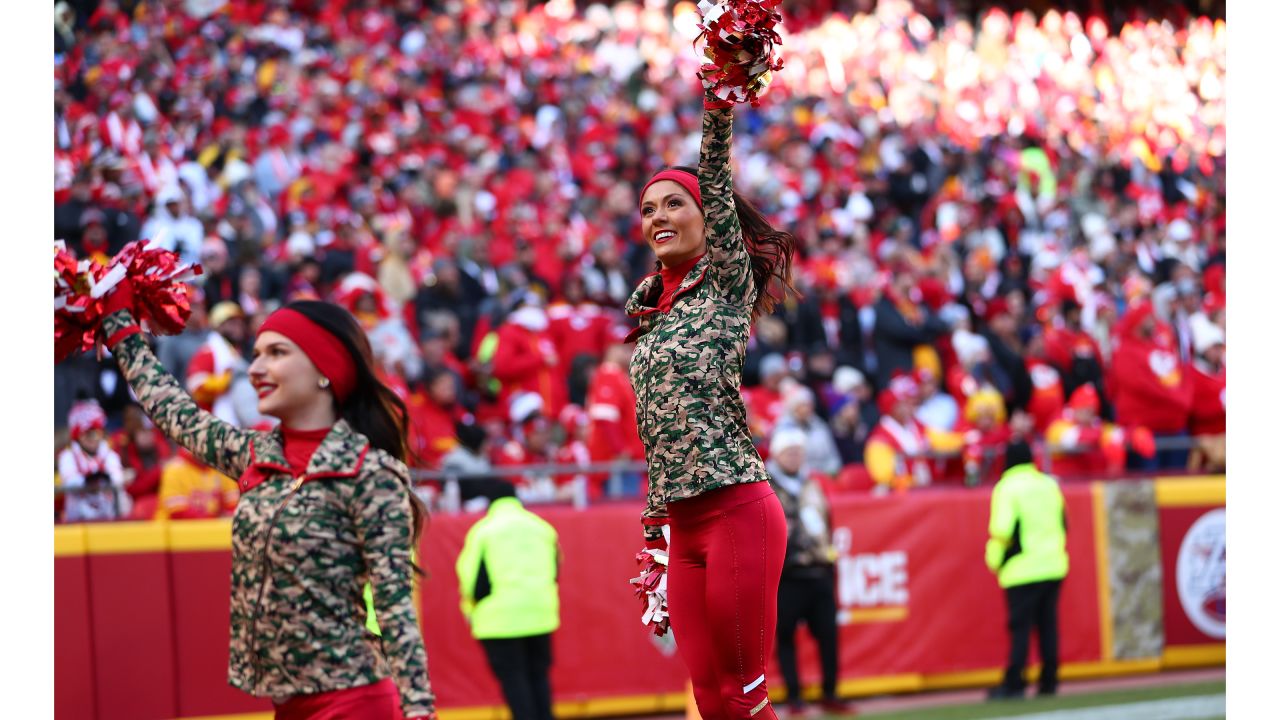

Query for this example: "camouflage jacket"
[625,104,769,543]
[103,310,435,717]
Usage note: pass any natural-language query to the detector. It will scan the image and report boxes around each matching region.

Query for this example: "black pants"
[775,568,840,703]
[1000,580,1062,694]
[480,634,554,720]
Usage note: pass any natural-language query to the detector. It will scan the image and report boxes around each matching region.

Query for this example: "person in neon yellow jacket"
[984,440,1068,701]
[456,479,561,720]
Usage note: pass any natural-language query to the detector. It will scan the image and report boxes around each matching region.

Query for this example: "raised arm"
[698,99,753,300]
[352,458,435,719]
[102,309,255,480]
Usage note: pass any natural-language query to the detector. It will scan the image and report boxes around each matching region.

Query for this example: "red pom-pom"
[695,0,785,108]
[103,241,203,336]
[54,242,107,363]
[53,240,202,363]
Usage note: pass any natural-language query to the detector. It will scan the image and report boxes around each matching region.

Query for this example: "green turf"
[839,679,1226,720]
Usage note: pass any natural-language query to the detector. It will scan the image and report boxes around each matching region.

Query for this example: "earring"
[319,377,331,389]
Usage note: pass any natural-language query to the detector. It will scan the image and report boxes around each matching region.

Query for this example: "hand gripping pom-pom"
[695,0,785,108]
[54,240,202,363]
[629,548,671,636]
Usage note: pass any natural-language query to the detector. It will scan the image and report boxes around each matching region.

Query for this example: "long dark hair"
[284,301,430,547]
[670,166,799,321]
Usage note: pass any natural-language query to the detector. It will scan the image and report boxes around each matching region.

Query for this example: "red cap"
[877,374,920,416]
[1068,384,1100,412]
[984,297,1011,323]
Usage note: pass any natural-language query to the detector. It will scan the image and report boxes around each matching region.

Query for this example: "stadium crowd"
[53,0,1226,522]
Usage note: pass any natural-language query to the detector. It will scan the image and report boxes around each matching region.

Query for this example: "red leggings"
[274,678,402,719]
[667,482,787,720]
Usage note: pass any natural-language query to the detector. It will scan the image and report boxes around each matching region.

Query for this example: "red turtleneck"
[657,253,705,313]
[282,426,331,476]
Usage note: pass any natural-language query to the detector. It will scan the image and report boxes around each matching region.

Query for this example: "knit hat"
[964,387,1007,424]
[759,353,787,379]
[832,366,865,395]
[769,427,808,457]
[68,400,107,440]
[877,374,920,416]
[1192,322,1225,356]
[509,392,544,425]
[1068,384,1100,413]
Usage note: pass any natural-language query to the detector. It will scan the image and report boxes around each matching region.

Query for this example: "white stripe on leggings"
[742,673,765,694]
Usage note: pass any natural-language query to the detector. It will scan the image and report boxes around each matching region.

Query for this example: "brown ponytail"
[671,166,800,321]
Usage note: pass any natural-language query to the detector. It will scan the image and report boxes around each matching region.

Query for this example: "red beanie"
[1068,384,1100,412]
[68,400,107,440]
[640,169,702,211]
[257,308,359,403]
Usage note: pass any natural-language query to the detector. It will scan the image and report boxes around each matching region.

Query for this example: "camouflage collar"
[624,254,712,319]
[248,419,371,480]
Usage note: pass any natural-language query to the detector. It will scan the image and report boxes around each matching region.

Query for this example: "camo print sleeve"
[353,456,435,717]
[103,309,254,479]
[642,481,669,542]
[699,101,753,304]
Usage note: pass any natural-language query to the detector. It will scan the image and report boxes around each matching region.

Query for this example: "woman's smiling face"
[248,331,329,422]
[641,180,706,268]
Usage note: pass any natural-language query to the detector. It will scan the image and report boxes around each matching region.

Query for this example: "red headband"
[258,308,358,403]
[640,169,702,211]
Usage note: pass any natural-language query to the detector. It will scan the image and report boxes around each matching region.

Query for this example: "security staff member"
[457,480,561,720]
[985,440,1068,700]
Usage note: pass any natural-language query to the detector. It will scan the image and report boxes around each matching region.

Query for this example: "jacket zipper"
[247,474,307,689]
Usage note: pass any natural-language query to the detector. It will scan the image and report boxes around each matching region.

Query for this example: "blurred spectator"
[1187,323,1225,472]
[153,449,240,521]
[111,405,172,518]
[981,297,1034,413]
[1042,298,1106,407]
[199,237,241,309]
[872,267,949,387]
[915,367,960,432]
[186,301,261,428]
[743,353,790,443]
[585,343,645,468]
[416,259,487,361]
[547,271,616,371]
[1023,330,1067,435]
[773,386,842,477]
[443,421,496,483]
[865,375,963,493]
[553,404,596,505]
[828,393,872,467]
[408,369,464,470]
[1108,302,1192,469]
[141,185,203,267]
[157,294,211,385]
[955,389,1018,486]
[765,429,852,717]
[58,400,129,523]
[490,291,565,421]
[949,330,1011,404]
[1046,385,1153,479]
[494,393,559,503]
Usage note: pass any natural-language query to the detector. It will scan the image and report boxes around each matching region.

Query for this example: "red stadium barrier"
[53,477,1223,720]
